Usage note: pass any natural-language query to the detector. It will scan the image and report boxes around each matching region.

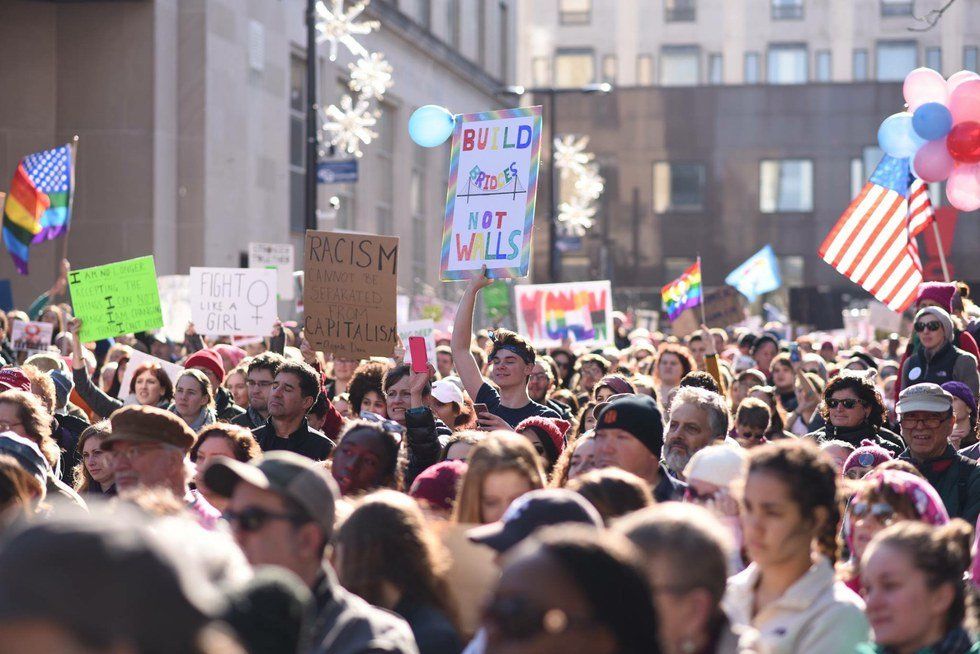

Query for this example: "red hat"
[183,349,225,384]
[916,282,956,313]
[0,368,31,393]
[514,416,571,459]
[409,460,468,512]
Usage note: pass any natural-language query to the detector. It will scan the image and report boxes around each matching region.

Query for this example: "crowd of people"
[1,262,980,653]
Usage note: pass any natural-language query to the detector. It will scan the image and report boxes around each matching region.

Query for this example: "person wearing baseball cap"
[204,451,418,654]
[0,368,31,393]
[185,347,246,422]
[593,394,686,502]
[896,383,980,523]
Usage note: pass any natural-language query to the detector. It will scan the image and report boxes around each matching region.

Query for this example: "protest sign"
[116,350,184,402]
[670,285,745,338]
[441,106,542,281]
[157,275,191,342]
[68,256,163,342]
[482,281,510,321]
[190,268,277,337]
[397,319,437,366]
[514,281,613,348]
[10,320,53,357]
[304,230,399,358]
[248,242,295,301]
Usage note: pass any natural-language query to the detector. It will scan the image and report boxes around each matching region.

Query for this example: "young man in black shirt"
[252,361,334,461]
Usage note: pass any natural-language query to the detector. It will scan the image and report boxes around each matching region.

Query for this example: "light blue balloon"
[878,112,926,159]
[912,102,953,141]
[409,105,455,148]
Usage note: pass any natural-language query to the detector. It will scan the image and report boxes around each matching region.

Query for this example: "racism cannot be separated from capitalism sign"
[440,106,542,281]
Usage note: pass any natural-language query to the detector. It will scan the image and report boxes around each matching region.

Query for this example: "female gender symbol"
[247,280,270,325]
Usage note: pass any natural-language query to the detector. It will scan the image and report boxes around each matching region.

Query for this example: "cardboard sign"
[10,320,53,355]
[670,285,745,338]
[116,349,184,402]
[303,230,399,358]
[440,106,543,281]
[190,267,277,337]
[397,319,437,366]
[157,275,192,343]
[68,256,163,342]
[514,280,613,348]
[248,242,295,301]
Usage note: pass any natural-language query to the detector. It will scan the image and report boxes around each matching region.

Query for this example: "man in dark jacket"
[205,451,418,654]
[252,360,334,461]
[897,382,980,524]
[232,352,285,430]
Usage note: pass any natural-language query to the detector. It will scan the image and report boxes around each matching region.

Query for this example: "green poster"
[483,281,510,320]
[68,256,163,342]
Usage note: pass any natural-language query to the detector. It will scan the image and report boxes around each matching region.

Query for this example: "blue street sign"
[317,159,359,184]
[555,236,582,253]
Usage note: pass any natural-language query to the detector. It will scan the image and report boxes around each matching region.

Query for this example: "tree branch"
[908,0,958,32]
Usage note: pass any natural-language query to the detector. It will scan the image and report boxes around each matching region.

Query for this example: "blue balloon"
[878,112,925,159]
[409,105,455,148]
[912,102,953,141]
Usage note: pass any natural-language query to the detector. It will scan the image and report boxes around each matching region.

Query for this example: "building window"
[777,256,805,287]
[559,0,590,25]
[637,55,654,85]
[448,0,460,48]
[418,0,431,28]
[665,0,696,22]
[880,0,914,16]
[532,57,550,86]
[853,49,869,81]
[744,52,761,84]
[602,55,617,83]
[411,143,426,288]
[815,50,831,81]
[555,49,595,87]
[478,0,487,67]
[500,2,509,81]
[760,159,813,212]
[877,41,917,81]
[376,102,394,234]
[771,0,803,20]
[768,44,808,84]
[664,257,697,282]
[965,47,978,72]
[708,53,723,84]
[653,162,705,212]
[660,46,700,86]
[851,145,884,197]
[289,54,306,233]
[926,47,941,72]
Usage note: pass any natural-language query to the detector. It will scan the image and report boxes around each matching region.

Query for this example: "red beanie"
[409,460,468,512]
[514,416,571,457]
[916,282,956,313]
[184,349,225,384]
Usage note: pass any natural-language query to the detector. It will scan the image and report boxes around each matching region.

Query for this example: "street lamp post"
[305,0,318,232]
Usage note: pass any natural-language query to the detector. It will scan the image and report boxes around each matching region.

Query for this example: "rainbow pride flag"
[2,144,74,274]
[661,258,703,321]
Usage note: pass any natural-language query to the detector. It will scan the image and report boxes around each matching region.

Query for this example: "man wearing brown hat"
[104,404,221,529]
[205,451,418,654]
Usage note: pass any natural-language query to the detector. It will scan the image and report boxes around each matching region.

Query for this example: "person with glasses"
[733,397,771,449]
[896,383,980,523]
[231,352,284,430]
[103,404,221,529]
[251,360,335,462]
[838,469,949,595]
[527,356,572,421]
[806,371,905,455]
[204,450,418,654]
[900,306,979,401]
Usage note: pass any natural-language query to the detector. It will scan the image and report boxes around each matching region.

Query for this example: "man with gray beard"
[663,386,732,480]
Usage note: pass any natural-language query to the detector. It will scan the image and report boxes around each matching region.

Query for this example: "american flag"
[818,156,935,312]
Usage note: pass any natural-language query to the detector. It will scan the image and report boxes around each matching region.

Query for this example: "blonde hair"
[451,431,545,524]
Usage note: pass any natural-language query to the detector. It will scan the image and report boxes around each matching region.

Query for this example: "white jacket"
[722,558,869,654]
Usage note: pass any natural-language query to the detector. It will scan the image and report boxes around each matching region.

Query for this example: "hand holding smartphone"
[408,336,429,374]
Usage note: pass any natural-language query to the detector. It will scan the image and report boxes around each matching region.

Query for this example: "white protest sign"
[190,267,277,337]
[397,319,437,366]
[116,350,184,402]
[248,242,295,301]
[11,320,53,355]
[157,275,192,342]
[514,280,614,349]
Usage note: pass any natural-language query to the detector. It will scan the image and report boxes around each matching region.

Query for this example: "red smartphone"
[408,336,429,373]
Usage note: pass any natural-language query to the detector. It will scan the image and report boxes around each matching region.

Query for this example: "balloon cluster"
[878,67,980,211]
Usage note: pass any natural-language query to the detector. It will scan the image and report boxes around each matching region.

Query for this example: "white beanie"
[683,444,746,489]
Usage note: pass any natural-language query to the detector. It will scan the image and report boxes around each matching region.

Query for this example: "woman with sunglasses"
[838,469,949,595]
[482,525,661,654]
[806,372,905,455]
[901,306,980,401]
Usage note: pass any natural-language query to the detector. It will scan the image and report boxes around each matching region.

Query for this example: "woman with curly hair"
[347,360,389,417]
[805,372,904,455]
[190,423,260,512]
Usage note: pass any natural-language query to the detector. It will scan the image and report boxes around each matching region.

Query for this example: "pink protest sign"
[514,281,613,349]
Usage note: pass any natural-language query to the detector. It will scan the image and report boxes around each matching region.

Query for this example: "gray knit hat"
[914,306,954,344]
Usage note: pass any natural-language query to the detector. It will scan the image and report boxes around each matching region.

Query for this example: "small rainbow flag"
[2,143,74,274]
[661,258,703,322]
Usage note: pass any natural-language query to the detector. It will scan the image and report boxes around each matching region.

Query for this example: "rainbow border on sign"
[440,105,543,282]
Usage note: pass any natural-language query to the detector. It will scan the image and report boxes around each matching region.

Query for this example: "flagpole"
[697,254,707,327]
[930,220,950,282]
[59,135,78,267]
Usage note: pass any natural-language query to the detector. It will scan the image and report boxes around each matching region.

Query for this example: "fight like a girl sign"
[440,106,542,281]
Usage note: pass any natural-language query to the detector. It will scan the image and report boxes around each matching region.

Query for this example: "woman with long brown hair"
[73,421,115,496]
[334,490,463,654]
[452,431,545,524]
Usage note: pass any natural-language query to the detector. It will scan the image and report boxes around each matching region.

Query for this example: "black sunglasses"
[849,501,896,525]
[484,597,590,641]
[914,321,942,333]
[223,507,305,532]
[827,398,865,410]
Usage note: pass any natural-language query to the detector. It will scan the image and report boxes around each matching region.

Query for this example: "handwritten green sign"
[68,256,163,342]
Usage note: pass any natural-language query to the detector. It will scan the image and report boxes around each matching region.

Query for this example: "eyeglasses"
[246,380,274,388]
[359,410,406,435]
[483,596,592,641]
[0,420,23,431]
[736,430,766,442]
[223,507,306,532]
[827,398,865,410]
[900,415,948,429]
[529,373,551,382]
[849,501,896,525]
[914,321,942,333]
[108,443,166,463]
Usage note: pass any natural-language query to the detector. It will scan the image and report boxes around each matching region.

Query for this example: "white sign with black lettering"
[248,242,295,300]
[190,267,277,337]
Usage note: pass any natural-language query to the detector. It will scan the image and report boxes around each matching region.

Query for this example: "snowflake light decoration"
[315,0,380,62]
[553,135,593,174]
[348,53,393,99]
[557,199,596,236]
[574,164,605,200]
[322,94,379,158]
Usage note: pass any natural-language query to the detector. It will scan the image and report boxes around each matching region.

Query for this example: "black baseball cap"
[466,489,603,553]
[593,394,665,457]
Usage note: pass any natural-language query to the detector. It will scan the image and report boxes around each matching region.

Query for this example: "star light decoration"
[553,135,605,236]
[348,52,393,99]
[315,0,380,62]
[322,94,379,158]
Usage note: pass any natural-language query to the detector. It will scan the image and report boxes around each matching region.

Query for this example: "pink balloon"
[946,162,980,211]
[948,70,980,96]
[904,67,948,111]
[949,79,980,124]
[913,139,955,182]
